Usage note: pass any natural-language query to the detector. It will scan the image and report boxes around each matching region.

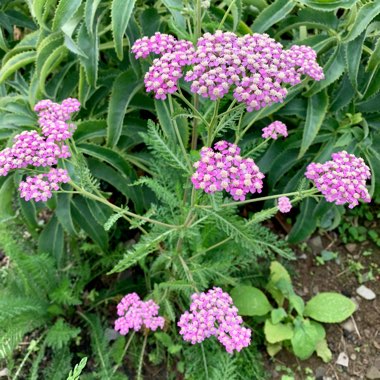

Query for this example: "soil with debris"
[263,231,380,380]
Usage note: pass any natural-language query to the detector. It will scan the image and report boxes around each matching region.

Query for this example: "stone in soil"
[308,236,324,253]
[341,319,355,333]
[336,352,349,367]
[345,243,357,253]
[357,285,376,300]
[366,366,380,379]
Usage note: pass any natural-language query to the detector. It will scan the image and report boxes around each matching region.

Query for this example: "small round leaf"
[231,285,273,316]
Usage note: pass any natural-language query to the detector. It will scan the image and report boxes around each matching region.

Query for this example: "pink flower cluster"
[262,121,288,140]
[114,293,165,335]
[178,287,251,354]
[191,141,265,201]
[19,168,70,202]
[0,98,79,201]
[305,151,371,209]
[132,31,324,110]
[277,196,292,213]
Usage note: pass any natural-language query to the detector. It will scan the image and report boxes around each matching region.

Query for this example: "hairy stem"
[137,334,148,380]
[111,332,135,377]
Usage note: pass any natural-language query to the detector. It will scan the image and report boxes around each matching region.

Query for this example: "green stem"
[244,138,270,157]
[235,108,267,144]
[111,332,135,377]
[137,334,148,380]
[207,99,220,146]
[69,182,178,229]
[168,95,193,171]
[175,90,210,128]
[217,0,236,30]
[201,343,209,380]
[178,253,199,292]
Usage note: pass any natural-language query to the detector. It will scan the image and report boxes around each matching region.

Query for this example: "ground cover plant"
[0,0,379,379]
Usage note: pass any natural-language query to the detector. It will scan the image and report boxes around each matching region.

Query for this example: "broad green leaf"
[85,0,101,35]
[291,319,319,360]
[52,0,83,31]
[266,342,282,357]
[344,31,365,89]
[231,0,243,32]
[305,45,345,97]
[107,70,141,147]
[231,285,273,316]
[298,0,356,11]
[71,197,109,251]
[299,90,329,158]
[271,308,287,324]
[330,74,354,112]
[264,320,293,344]
[0,175,15,221]
[18,198,39,230]
[74,119,107,143]
[0,51,36,84]
[77,22,99,87]
[367,37,380,72]
[0,28,8,52]
[316,338,333,363]
[38,216,65,266]
[162,0,186,30]
[36,33,63,74]
[139,8,161,38]
[209,6,252,35]
[111,0,136,60]
[343,2,380,43]
[266,261,292,306]
[304,292,356,323]
[251,0,296,33]
[288,198,318,243]
[56,192,77,235]
[289,295,305,316]
[363,66,380,100]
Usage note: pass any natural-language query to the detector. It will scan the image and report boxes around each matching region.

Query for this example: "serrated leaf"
[304,292,356,323]
[299,89,329,158]
[343,2,380,43]
[264,320,293,343]
[305,45,345,96]
[85,0,101,35]
[367,37,380,72]
[111,0,136,60]
[107,69,141,147]
[231,285,273,316]
[52,0,83,31]
[0,51,36,84]
[344,31,365,89]
[36,33,63,73]
[162,0,186,30]
[251,0,296,33]
[298,0,356,11]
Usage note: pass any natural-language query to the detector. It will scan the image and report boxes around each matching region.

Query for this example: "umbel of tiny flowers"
[305,151,371,209]
[191,140,265,201]
[178,287,251,354]
[262,121,288,140]
[0,98,80,201]
[132,31,324,111]
[277,196,292,213]
[114,293,165,335]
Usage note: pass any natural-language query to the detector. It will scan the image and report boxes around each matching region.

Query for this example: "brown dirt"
[263,233,380,380]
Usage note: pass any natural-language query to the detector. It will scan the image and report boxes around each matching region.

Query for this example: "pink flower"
[178,287,251,354]
[262,121,288,140]
[191,141,264,201]
[278,196,292,213]
[114,293,165,335]
[305,151,371,209]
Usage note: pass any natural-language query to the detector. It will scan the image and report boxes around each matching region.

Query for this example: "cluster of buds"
[191,141,265,201]
[262,121,288,140]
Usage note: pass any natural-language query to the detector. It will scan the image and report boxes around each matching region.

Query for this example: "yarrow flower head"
[305,151,371,209]
[178,287,251,354]
[262,121,288,140]
[132,31,324,110]
[114,293,165,335]
[191,141,265,201]
[277,196,292,213]
[19,168,71,202]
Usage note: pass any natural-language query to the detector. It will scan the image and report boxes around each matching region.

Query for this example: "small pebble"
[336,352,349,367]
[356,285,376,300]
[350,353,357,360]
[342,319,355,333]
[345,243,357,253]
[366,366,380,379]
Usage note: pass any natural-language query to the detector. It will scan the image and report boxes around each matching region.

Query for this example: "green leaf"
[38,216,65,266]
[266,342,282,357]
[0,175,15,221]
[46,319,80,350]
[299,89,329,158]
[316,338,332,363]
[36,33,63,74]
[85,0,101,35]
[139,7,161,36]
[367,37,380,72]
[0,51,36,84]
[231,285,273,316]
[291,319,319,360]
[305,45,345,97]
[52,0,83,31]
[71,197,109,251]
[343,2,380,43]
[344,31,365,89]
[289,295,305,316]
[111,0,136,60]
[56,192,77,235]
[107,70,141,147]
[251,0,296,33]
[271,308,287,324]
[162,0,186,30]
[264,320,293,343]
[18,198,39,230]
[304,292,356,323]
[298,0,356,11]
[266,261,292,306]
